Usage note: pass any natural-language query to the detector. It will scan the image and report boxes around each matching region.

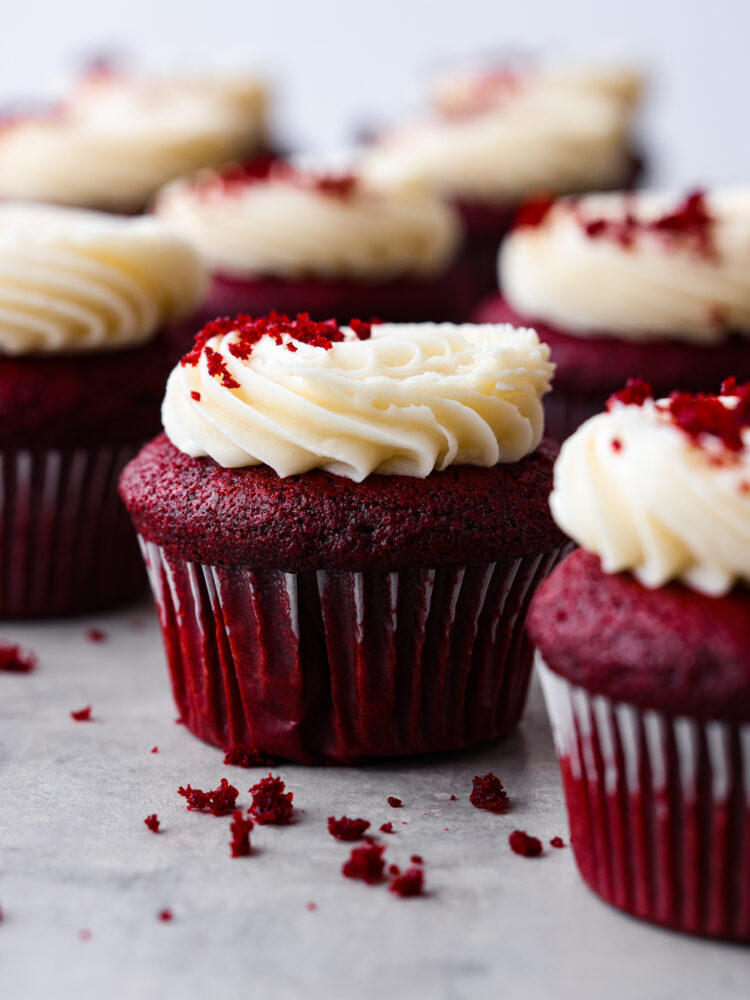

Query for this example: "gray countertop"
[1,600,748,1000]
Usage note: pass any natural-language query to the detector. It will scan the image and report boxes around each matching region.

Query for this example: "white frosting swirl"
[501,188,750,343]
[550,398,750,595]
[155,168,461,279]
[0,204,207,355]
[0,73,268,211]
[360,68,641,203]
[163,322,554,481]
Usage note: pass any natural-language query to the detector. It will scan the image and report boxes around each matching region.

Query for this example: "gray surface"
[1,599,748,1000]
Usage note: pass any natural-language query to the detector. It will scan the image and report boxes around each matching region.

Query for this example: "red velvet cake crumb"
[410,855,424,865]
[607,377,653,409]
[667,384,750,453]
[0,643,37,673]
[470,773,510,813]
[550,836,565,848]
[223,747,279,768]
[509,830,543,857]
[158,909,173,922]
[151,747,159,754]
[342,843,386,885]
[450,795,457,801]
[327,816,371,841]
[583,190,714,256]
[249,774,293,825]
[229,810,253,857]
[178,778,239,816]
[611,438,623,452]
[70,706,93,722]
[307,902,317,911]
[144,814,160,833]
[190,391,201,402]
[389,866,425,898]
[513,194,555,230]
[85,628,107,643]
[380,822,394,834]
[387,796,403,808]
[79,929,92,942]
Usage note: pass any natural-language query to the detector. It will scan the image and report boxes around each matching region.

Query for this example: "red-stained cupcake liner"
[538,657,750,941]
[0,445,145,618]
[139,538,565,763]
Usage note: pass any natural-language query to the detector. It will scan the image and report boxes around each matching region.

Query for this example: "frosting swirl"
[0,204,207,355]
[163,318,554,481]
[155,164,461,279]
[501,188,750,343]
[360,67,641,204]
[0,72,268,211]
[550,389,750,595]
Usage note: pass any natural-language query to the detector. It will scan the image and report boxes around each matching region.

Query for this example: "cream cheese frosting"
[0,203,207,355]
[360,67,642,204]
[550,392,750,595]
[501,188,750,343]
[154,164,462,280]
[0,72,268,212]
[162,319,554,480]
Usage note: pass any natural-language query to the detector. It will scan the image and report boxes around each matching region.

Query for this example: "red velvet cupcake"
[120,315,566,764]
[361,64,644,303]
[476,188,750,440]
[154,159,466,324]
[0,204,206,616]
[528,382,750,941]
[0,67,270,213]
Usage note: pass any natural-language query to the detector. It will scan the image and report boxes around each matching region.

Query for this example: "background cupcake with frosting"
[0,203,205,616]
[0,66,270,213]
[529,379,750,941]
[154,158,467,323]
[477,187,750,440]
[360,62,644,303]
[120,314,566,764]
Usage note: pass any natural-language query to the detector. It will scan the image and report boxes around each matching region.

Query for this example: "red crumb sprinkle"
[389,866,425,898]
[470,773,510,813]
[249,774,294,825]
[514,194,555,230]
[144,814,160,833]
[190,390,201,402]
[204,345,240,389]
[85,628,107,643]
[509,830,543,857]
[388,864,401,876]
[387,796,403,808]
[0,643,37,673]
[342,843,386,885]
[410,855,424,865]
[70,706,92,722]
[78,929,92,942]
[223,747,279,768]
[722,377,739,395]
[607,377,653,410]
[151,747,159,754]
[158,909,173,922]
[667,384,750,453]
[583,190,714,256]
[379,822,394,834]
[178,778,239,816]
[450,794,457,801]
[611,438,623,452]
[229,810,253,857]
[307,902,317,912]
[328,816,371,841]
[550,836,565,848]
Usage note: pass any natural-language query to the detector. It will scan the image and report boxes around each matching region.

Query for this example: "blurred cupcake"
[476,188,750,440]
[120,315,566,764]
[0,67,270,213]
[529,381,750,941]
[154,159,466,322]
[361,63,644,301]
[0,203,206,616]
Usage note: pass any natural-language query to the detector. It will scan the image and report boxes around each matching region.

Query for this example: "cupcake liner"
[139,538,565,763]
[0,445,145,618]
[538,656,750,941]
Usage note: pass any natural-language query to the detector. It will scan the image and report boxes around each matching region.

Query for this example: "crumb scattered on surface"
[389,866,425,897]
[509,830,543,857]
[229,810,253,857]
[144,814,160,833]
[158,909,173,922]
[342,843,386,885]
[70,706,93,722]
[178,778,239,816]
[85,628,107,643]
[328,816,371,841]
[0,643,37,673]
[550,836,565,848]
[470,773,510,813]
[249,774,294,825]
[379,822,394,834]
[387,796,402,808]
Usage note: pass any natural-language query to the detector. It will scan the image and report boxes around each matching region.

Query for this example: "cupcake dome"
[0,69,269,212]
[121,315,566,763]
[529,382,750,940]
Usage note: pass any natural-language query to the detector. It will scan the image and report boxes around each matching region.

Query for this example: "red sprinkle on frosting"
[342,843,386,885]
[389,866,425,898]
[607,377,653,410]
[514,194,555,230]
[248,774,294,825]
[70,706,92,722]
[582,190,714,256]
[223,747,279,768]
[387,796,403,809]
[0,643,37,673]
[229,810,253,857]
[327,816,371,841]
[470,773,510,813]
[509,830,543,857]
[178,778,239,816]
[144,814,160,833]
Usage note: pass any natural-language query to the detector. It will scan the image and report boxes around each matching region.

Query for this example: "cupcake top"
[0,203,207,355]
[550,379,750,595]
[359,65,642,204]
[162,314,554,481]
[501,188,750,344]
[0,69,268,212]
[154,161,461,280]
